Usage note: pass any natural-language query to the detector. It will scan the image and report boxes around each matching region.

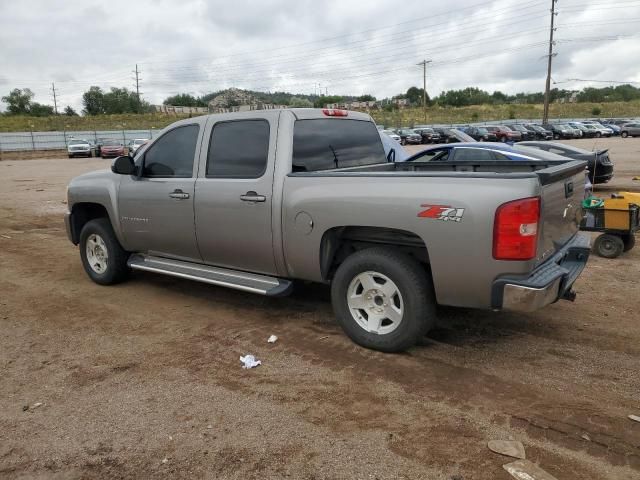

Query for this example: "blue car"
[602,123,621,136]
[404,142,593,193]
[404,142,557,162]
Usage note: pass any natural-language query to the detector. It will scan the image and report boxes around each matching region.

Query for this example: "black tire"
[593,234,624,259]
[330,248,436,352]
[79,218,130,285]
[68,154,73,158]
[621,131,629,138]
[595,132,602,138]
[553,133,560,140]
[500,136,507,143]
[401,139,406,146]
[622,234,636,252]
[88,152,93,158]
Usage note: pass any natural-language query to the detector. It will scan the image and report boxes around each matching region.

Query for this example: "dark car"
[413,127,442,144]
[519,141,613,184]
[463,126,497,142]
[542,123,574,140]
[485,125,522,142]
[510,124,534,141]
[100,140,126,158]
[523,124,553,140]
[395,129,422,145]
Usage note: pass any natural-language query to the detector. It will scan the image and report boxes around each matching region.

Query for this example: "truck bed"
[289,159,587,186]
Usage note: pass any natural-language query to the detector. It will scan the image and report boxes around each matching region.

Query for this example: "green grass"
[0,113,197,132]
[1,101,639,132]
[370,101,640,128]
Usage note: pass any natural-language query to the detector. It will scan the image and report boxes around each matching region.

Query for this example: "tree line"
[2,84,639,117]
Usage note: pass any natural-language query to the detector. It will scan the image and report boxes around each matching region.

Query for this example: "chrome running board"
[127,254,293,297]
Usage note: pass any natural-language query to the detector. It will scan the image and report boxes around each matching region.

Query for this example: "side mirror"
[111,155,135,175]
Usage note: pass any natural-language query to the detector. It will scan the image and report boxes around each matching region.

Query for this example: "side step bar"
[127,254,293,297]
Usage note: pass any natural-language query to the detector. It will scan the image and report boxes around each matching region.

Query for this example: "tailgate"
[536,161,587,263]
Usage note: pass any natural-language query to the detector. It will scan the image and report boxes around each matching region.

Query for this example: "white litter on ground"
[267,335,278,343]
[629,414,640,423]
[488,440,526,459]
[240,354,262,369]
[503,459,559,480]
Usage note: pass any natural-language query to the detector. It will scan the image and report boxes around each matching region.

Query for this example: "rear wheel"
[593,234,624,259]
[500,136,507,143]
[621,131,629,138]
[331,248,436,352]
[79,218,130,285]
[401,139,406,146]
[596,132,602,138]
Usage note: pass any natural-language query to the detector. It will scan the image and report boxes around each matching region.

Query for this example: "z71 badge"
[418,204,465,222]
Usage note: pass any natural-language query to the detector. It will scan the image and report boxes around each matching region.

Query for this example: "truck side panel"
[281,175,542,309]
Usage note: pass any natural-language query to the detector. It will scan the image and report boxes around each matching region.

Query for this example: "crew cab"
[485,125,522,142]
[65,109,591,352]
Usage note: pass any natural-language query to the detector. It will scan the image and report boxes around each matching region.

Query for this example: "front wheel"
[621,131,629,138]
[596,132,602,138]
[331,248,436,352]
[500,136,507,143]
[79,218,130,285]
[593,233,624,259]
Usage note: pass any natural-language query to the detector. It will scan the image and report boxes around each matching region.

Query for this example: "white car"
[67,139,92,158]
[582,122,613,137]
[382,130,401,142]
[128,138,149,156]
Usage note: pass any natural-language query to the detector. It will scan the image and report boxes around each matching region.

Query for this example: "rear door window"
[207,120,270,178]
[292,119,386,171]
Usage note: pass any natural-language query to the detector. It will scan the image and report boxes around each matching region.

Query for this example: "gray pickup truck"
[65,108,591,352]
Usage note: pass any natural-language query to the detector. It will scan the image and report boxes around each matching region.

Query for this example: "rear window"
[292,119,386,172]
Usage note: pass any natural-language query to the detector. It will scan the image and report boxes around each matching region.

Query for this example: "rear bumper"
[491,233,591,312]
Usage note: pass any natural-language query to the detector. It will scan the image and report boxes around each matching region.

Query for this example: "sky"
[1,0,640,112]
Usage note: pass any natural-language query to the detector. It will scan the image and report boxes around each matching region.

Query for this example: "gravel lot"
[1,137,639,479]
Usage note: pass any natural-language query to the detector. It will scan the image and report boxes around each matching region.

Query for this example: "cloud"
[0,0,638,111]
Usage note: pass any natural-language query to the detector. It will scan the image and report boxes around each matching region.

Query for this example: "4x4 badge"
[418,204,465,222]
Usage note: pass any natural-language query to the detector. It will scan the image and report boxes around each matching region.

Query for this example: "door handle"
[240,191,266,203]
[169,189,190,200]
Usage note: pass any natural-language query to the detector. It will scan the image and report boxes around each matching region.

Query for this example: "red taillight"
[322,108,348,117]
[493,197,540,260]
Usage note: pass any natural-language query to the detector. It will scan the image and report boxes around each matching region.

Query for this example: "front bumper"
[492,233,591,312]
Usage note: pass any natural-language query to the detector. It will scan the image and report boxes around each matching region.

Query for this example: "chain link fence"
[0,129,164,153]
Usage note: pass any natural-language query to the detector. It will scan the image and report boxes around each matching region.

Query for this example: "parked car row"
[382,117,639,146]
[66,137,149,159]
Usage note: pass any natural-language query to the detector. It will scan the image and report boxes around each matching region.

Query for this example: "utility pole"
[542,0,558,124]
[51,82,58,115]
[416,59,432,123]
[133,64,141,113]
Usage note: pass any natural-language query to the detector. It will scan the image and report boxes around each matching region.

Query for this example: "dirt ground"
[1,137,639,480]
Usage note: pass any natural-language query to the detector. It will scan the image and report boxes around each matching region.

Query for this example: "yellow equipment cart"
[581,192,639,258]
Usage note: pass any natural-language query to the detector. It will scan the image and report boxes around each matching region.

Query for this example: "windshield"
[498,125,513,131]
[477,127,488,134]
[69,139,89,144]
[103,140,120,146]
[134,139,147,145]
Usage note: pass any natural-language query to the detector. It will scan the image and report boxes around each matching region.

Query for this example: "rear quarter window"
[292,119,386,172]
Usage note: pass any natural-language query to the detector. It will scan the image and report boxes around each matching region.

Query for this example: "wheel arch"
[319,226,431,282]
[69,202,114,245]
